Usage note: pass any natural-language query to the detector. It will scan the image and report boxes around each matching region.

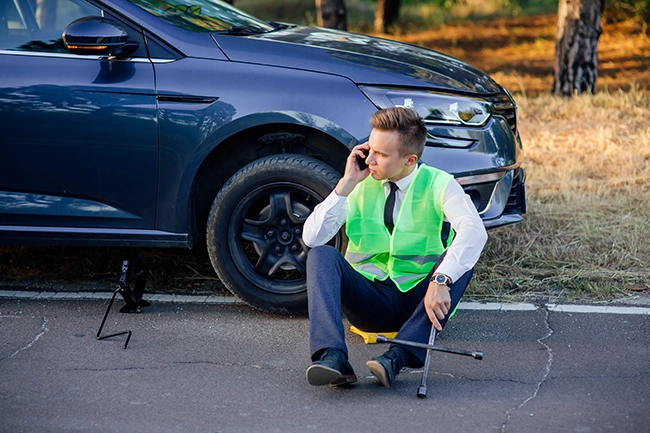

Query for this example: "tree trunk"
[374,0,401,34]
[553,0,604,96]
[315,0,347,30]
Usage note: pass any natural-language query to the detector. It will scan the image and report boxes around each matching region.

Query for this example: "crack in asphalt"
[1,316,49,362]
[66,366,158,372]
[501,307,554,433]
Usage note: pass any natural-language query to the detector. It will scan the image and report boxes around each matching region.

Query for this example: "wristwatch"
[430,273,451,286]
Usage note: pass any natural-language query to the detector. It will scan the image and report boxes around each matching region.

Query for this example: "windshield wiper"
[267,22,295,31]
[219,26,269,35]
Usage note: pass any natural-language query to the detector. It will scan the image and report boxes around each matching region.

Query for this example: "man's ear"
[405,155,418,166]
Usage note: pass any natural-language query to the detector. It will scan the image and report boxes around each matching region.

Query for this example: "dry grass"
[1,14,649,302]
[469,91,650,303]
[520,91,650,195]
[492,47,649,302]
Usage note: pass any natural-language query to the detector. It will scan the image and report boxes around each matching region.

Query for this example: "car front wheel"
[206,154,344,314]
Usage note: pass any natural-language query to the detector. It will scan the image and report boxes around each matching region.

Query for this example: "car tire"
[206,154,344,314]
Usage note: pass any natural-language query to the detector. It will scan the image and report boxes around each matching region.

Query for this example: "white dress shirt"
[302,165,488,283]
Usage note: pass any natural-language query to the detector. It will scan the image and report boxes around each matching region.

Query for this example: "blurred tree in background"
[553,0,605,96]
[552,0,647,96]
[374,0,400,33]
[316,0,348,29]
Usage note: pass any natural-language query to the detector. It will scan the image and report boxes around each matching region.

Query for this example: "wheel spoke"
[269,191,291,222]
[290,251,307,274]
[265,250,305,277]
[253,246,307,278]
[254,247,278,277]
[240,219,266,244]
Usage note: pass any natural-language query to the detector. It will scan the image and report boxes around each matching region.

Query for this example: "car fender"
[155,109,369,237]
[203,109,365,153]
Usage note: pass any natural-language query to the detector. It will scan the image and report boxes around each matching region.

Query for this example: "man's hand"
[335,143,371,197]
[424,281,451,331]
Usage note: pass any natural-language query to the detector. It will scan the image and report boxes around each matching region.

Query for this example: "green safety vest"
[345,165,454,292]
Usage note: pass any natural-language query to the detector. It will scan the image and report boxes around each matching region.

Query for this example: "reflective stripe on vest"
[345,165,454,292]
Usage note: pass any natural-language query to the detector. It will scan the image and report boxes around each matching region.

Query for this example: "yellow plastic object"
[350,302,460,344]
[350,326,398,344]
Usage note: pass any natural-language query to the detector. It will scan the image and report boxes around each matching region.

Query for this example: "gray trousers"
[307,245,473,367]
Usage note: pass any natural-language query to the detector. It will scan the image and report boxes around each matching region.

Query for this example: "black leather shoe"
[306,349,357,387]
[366,348,404,388]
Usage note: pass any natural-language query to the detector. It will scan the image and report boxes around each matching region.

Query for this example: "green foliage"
[508,0,559,16]
[233,0,650,31]
[234,0,316,24]
[605,0,650,25]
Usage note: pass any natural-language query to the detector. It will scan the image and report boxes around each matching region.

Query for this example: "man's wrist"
[334,178,357,197]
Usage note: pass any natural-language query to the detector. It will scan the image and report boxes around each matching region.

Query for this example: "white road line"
[459,302,539,311]
[1,291,649,315]
[460,302,650,315]
[547,303,650,315]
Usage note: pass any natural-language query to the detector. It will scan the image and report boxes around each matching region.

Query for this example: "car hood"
[213,26,502,95]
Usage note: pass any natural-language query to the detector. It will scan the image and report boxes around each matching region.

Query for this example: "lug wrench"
[376,327,483,398]
[376,334,484,360]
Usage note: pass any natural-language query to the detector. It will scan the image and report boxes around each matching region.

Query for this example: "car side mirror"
[63,16,140,56]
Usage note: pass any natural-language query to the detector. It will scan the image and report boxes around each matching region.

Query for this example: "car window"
[128,0,274,33]
[0,0,101,52]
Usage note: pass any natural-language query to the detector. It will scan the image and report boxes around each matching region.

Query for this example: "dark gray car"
[0,0,526,313]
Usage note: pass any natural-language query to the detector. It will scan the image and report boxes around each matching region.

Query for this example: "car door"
[0,0,158,233]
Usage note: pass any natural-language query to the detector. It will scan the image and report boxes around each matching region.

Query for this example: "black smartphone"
[356,148,369,170]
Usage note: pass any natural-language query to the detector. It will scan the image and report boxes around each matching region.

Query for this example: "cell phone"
[356,148,369,170]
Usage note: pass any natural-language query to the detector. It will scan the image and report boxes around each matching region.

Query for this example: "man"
[302,107,488,388]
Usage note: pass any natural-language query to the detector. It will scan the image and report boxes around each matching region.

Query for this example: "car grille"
[505,168,526,214]
[486,93,517,135]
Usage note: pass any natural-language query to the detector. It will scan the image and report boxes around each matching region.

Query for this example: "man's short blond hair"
[370,107,427,158]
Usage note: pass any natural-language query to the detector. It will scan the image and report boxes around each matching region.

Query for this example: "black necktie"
[384,181,398,233]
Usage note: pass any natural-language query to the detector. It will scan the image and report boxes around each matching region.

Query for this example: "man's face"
[366,129,416,181]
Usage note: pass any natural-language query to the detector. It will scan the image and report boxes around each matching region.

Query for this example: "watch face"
[435,274,447,284]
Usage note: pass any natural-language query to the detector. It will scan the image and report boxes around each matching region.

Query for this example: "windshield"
[128,0,275,33]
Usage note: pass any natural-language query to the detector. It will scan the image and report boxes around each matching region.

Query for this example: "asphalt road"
[1,295,649,433]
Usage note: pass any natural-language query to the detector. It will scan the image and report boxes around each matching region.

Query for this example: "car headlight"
[359,86,493,127]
